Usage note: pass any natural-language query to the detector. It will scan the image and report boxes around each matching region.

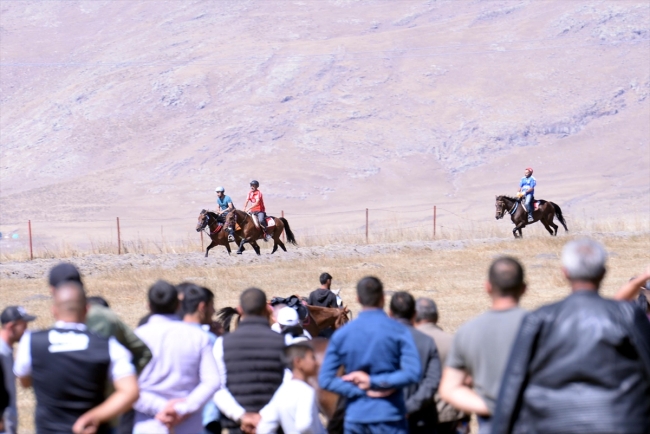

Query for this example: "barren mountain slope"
[1,0,649,239]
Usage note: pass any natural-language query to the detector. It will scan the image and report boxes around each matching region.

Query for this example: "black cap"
[1,306,37,324]
[49,262,82,287]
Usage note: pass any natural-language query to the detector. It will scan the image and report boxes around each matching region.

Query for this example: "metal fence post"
[28,220,33,260]
[365,208,369,243]
[433,205,437,239]
[116,217,121,255]
[281,210,285,243]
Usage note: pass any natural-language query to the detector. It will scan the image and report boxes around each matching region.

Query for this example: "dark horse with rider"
[495,167,568,238]
[196,180,296,256]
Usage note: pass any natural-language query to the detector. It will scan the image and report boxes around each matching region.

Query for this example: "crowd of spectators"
[1,237,649,434]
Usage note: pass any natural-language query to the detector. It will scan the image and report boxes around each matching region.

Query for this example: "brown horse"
[196,209,256,256]
[302,305,350,338]
[224,209,296,255]
[216,304,349,335]
[495,195,568,238]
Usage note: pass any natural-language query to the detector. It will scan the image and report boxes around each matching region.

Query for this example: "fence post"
[200,230,204,251]
[281,210,285,243]
[28,220,33,261]
[433,205,437,239]
[116,217,121,255]
[365,208,369,244]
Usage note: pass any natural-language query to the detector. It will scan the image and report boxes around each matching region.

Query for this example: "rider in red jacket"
[243,180,270,240]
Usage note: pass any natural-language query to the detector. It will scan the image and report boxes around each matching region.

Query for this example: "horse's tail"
[551,202,568,231]
[280,217,297,245]
[217,307,239,332]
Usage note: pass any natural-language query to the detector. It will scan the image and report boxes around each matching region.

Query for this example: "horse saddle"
[270,295,308,321]
[250,214,276,229]
[522,199,543,211]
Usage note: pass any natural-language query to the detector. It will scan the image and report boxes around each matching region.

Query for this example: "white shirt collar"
[54,321,87,331]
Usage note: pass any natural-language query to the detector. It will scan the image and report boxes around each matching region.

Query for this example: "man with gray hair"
[492,238,650,434]
[415,298,468,434]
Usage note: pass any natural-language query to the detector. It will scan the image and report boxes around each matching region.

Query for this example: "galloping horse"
[224,209,297,255]
[495,195,568,238]
[196,209,253,256]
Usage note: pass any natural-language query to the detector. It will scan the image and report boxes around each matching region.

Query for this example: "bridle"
[496,198,517,219]
[198,212,220,236]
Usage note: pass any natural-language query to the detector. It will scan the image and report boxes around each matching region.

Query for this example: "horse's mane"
[205,211,219,219]
[497,195,520,201]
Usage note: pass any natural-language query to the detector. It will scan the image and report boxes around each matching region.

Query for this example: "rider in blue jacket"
[519,168,536,222]
[215,186,235,241]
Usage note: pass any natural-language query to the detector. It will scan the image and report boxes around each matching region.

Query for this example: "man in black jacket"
[308,273,338,308]
[213,287,285,434]
[390,291,441,434]
[492,238,650,434]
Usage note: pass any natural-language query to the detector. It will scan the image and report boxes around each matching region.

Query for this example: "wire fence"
[1,202,648,261]
[0,203,489,259]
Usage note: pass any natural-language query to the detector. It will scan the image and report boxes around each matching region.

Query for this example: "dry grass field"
[2,232,648,432]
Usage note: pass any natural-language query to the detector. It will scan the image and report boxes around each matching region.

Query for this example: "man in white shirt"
[0,306,36,434]
[14,281,138,434]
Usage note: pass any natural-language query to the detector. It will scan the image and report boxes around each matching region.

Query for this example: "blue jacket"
[318,309,421,423]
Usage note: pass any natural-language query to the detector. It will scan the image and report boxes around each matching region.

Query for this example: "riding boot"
[260,224,271,241]
[527,199,534,222]
[227,227,235,242]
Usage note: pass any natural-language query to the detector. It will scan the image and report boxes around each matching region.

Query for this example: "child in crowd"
[256,343,325,434]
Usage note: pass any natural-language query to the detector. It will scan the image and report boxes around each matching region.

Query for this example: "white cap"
[277,307,300,326]
[284,334,310,346]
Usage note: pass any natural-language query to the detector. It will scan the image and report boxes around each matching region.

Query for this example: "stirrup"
[528,215,534,222]
[227,234,235,242]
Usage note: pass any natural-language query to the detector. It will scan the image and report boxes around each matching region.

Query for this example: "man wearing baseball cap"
[47,263,151,374]
[0,306,36,434]
[271,307,312,344]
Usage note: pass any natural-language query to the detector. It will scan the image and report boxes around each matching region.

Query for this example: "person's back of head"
[53,281,87,323]
[176,281,196,301]
[320,272,332,286]
[415,297,439,324]
[148,280,178,314]
[390,291,416,321]
[182,284,214,315]
[562,238,607,288]
[240,287,268,317]
[489,256,526,299]
[357,276,384,308]
[87,296,110,308]
[49,262,82,288]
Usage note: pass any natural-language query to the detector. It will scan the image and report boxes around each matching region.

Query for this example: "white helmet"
[215,186,225,193]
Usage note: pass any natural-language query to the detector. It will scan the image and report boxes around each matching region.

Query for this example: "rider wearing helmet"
[244,180,270,240]
[519,167,536,222]
[215,186,236,241]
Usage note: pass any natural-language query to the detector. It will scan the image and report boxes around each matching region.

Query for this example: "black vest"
[222,317,285,415]
[31,327,111,434]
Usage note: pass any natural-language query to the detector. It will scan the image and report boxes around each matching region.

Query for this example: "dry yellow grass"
[1,233,648,432]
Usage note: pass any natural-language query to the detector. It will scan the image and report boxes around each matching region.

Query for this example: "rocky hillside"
[1,0,648,242]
